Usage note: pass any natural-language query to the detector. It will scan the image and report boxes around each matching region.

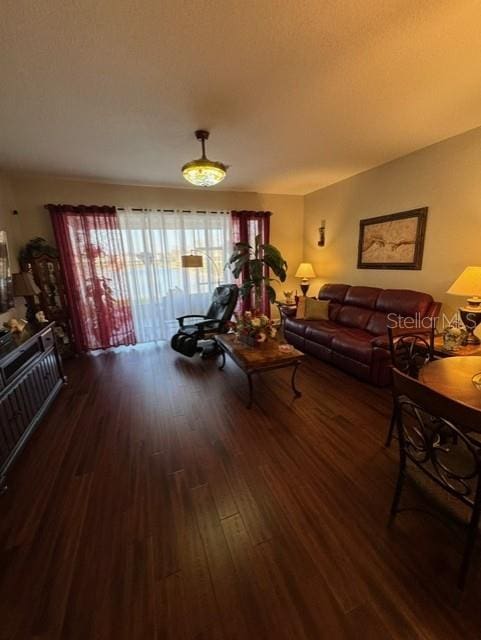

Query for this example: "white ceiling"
[1,1,481,195]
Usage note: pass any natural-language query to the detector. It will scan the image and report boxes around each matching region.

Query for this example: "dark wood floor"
[1,343,481,639]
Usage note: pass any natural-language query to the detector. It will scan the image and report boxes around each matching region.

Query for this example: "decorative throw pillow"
[304,298,330,320]
[296,297,306,319]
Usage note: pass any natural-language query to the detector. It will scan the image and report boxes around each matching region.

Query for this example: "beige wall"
[4,124,481,329]
[0,173,20,271]
[5,175,304,313]
[304,125,481,323]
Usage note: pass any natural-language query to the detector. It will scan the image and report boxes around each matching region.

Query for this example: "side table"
[433,335,481,358]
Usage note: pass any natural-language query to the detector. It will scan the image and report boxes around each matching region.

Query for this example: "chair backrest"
[205,284,239,327]
[392,367,481,505]
[388,325,434,379]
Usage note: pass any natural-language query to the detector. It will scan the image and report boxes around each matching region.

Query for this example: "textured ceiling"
[1,1,481,195]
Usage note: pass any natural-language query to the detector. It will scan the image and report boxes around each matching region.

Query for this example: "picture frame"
[357,207,428,270]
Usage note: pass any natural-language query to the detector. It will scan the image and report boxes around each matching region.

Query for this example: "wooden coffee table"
[215,334,304,408]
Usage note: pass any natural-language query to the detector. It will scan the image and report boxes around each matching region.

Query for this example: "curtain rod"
[116,208,230,214]
[44,205,230,215]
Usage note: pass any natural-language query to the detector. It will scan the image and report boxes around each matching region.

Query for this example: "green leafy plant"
[229,235,287,310]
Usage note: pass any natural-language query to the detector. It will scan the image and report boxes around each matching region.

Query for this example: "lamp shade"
[181,254,203,268]
[12,272,41,297]
[295,263,316,279]
[447,267,481,297]
[182,130,227,187]
[182,161,226,187]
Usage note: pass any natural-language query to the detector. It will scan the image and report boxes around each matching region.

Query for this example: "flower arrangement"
[232,311,277,346]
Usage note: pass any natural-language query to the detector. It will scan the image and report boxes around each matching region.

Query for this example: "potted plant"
[228,235,288,311]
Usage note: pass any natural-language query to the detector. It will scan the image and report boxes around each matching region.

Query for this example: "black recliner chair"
[170,284,239,358]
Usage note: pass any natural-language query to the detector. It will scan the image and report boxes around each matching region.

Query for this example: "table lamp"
[447,266,481,345]
[12,272,41,324]
[295,263,316,296]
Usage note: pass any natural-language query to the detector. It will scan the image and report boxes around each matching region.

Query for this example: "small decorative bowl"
[279,344,294,354]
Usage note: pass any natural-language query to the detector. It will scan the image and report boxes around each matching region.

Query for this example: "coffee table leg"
[218,349,226,370]
[291,361,302,398]
[247,372,254,409]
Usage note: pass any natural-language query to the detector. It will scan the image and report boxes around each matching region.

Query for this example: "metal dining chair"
[390,367,481,590]
[385,325,435,447]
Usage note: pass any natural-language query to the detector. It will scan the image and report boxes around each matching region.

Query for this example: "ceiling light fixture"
[182,130,227,187]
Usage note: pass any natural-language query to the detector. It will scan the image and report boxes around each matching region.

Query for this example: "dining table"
[419,356,481,411]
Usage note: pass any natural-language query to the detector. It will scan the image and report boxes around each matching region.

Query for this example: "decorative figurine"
[4,318,27,333]
[35,310,48,324]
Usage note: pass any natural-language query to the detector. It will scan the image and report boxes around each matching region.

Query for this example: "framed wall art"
[357,207,428,270]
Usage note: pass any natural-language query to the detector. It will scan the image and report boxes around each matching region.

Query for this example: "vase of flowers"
[233,311,277,346]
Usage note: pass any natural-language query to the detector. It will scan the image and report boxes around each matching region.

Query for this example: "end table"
[433,335,481,358]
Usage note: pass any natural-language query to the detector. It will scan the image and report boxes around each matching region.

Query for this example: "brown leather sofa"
[283,284,441,386]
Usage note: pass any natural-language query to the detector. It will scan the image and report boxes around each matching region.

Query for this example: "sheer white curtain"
[117,208,232,342]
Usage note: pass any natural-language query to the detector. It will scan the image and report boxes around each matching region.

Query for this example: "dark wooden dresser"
[0,323,65,492]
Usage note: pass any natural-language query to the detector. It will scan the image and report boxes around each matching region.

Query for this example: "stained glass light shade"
[182,159,227,187]
[182,130,227,187]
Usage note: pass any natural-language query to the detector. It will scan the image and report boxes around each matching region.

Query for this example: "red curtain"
[46,204,136,352]
[231,210,271,316]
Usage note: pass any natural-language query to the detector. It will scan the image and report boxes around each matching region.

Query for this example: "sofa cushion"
[303,340,332,362]
[296,297,306,319]
[344,286,381,309]
[284,329,305,352]
[304,298,330,320]
[331,329,375,364]
[328,302,342,321]
[304,320,341,346]
[375,289,433,317]
[336,305,373,330]
[366,311,389,335]
[284,316,307,337]
[318,283,350,304]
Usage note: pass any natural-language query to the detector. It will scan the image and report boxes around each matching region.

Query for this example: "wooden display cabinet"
[19,239,75,358]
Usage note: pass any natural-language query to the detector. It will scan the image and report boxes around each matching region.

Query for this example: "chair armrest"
[194,319,221,328]
[176,314,208,328]
[371,335,389,349]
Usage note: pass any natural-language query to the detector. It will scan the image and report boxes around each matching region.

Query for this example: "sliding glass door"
[117,209,232,342]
